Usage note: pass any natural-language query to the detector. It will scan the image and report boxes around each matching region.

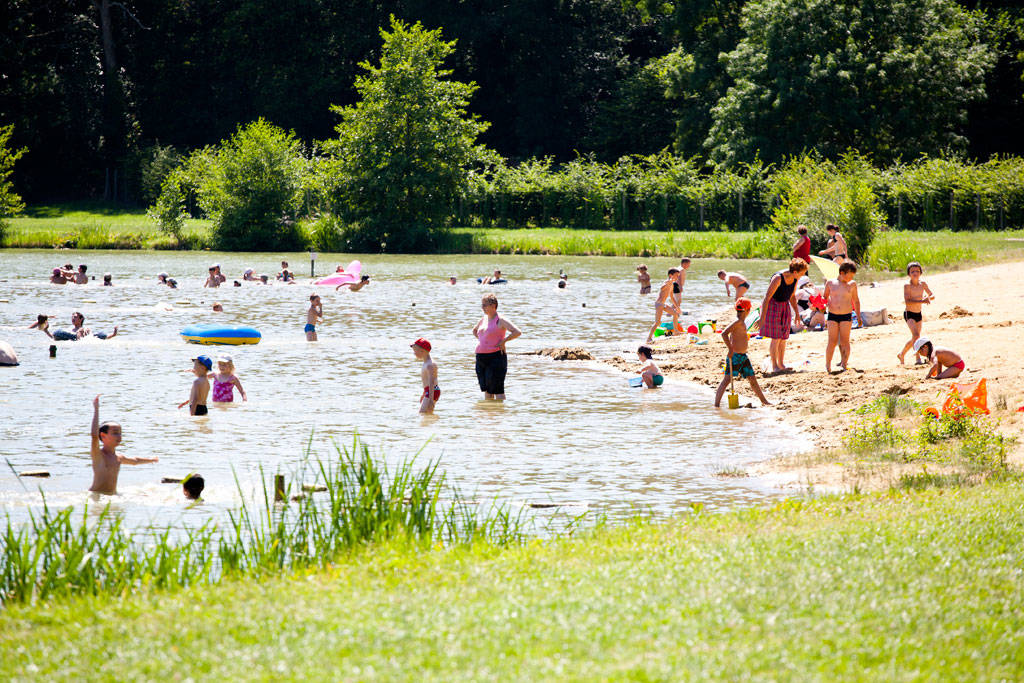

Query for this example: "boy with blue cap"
[178,355,212,415]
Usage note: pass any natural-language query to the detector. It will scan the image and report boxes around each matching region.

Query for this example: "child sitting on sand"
[636,265,651,294]
[715,298,770,407]
[898,261,934,365]
[637,345,663,388]
[178,356,212,415]
[914,338,965,379]
[89,395,158,495]
[411,338,439,414]
[210,355,247,403]
[717,270,751,300]
[646,268,684,342]
[823,262,862,373]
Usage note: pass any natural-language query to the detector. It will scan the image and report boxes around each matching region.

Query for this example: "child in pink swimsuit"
[210,355,247,402]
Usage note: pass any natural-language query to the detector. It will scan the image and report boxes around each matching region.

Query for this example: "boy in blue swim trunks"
[715,298,770,407]
[637,345,664,388]
[305,294,322,341]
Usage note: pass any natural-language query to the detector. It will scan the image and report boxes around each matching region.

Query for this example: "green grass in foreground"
[3,480,1024,679]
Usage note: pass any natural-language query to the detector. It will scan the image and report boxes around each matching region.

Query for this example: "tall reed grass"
[0,437,530,606]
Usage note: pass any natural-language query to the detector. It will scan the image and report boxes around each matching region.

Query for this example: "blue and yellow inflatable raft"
[180,324,261,346]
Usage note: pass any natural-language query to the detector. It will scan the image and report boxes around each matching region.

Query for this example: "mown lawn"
[3,480,1023,680]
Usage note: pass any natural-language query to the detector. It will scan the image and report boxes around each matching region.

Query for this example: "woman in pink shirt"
[472,293,522,400]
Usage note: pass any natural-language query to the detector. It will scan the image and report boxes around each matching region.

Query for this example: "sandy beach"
[605,260,1024,491]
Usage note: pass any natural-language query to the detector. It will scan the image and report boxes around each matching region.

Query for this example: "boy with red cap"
[411,338,440,414]
[714,298,770,408]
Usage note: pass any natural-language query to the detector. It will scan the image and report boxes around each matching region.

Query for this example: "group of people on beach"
[636,223,965,407]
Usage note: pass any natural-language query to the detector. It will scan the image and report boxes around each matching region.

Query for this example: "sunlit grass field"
[3,479,1023,679]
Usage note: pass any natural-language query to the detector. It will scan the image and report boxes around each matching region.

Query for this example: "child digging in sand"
[714,298,770,407]
[411,338,440,414]
[914,338,966,380]
[89,395,158,495]
[898,261,934,365]
[823,261,862,373]
[646,268,684,342]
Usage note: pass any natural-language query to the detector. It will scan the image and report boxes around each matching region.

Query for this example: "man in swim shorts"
[718,270,751,300]
[305,294,322,341]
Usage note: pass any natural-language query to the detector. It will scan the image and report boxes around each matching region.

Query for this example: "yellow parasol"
[809,255,840,281]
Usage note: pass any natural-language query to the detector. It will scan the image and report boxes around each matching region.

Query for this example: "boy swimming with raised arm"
[336,274,370,292]
[717,270,751,300]
[177,356,212,416]
[89,395,158,495]
[646,268,683,342]
[305,294,322,341]
[714,298,769,407]
[823,261,862,373]
[411,338,440,414]
[897,261,934,365]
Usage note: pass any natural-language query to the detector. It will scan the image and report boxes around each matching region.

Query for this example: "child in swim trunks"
[637,345,663,388]
[717,270,751,300]
[897,261,934,365]
[305,294,322,341]
[636,265,651,294]
[89,395,158,495]
[823,261,862,373]
[914,338,965,380]
[646,268,684,342]
[210,355,247,403]
[714,298,770,407]
[411,338,439,414]
[178,355,212,416]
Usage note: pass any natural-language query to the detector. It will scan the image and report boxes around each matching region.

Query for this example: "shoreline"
[597,259,1024,492]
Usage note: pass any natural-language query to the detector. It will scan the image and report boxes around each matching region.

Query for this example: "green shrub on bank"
[1,437,528,606]
[0,124,27,243]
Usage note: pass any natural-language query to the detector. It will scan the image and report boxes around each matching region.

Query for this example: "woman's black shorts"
[475,351,507,395]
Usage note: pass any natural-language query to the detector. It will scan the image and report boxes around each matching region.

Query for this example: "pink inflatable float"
[314,260,362,286]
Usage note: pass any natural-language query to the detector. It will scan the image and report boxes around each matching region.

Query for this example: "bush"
[769,152,883,261]
[151,120,307,251]
[0,124,27,242]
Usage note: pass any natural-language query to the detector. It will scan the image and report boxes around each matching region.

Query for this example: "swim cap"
[411,338,432,352]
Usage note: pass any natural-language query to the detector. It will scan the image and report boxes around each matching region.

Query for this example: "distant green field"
[3,480,1024,679]
[2,201,211,249]
[5,203,1024,273]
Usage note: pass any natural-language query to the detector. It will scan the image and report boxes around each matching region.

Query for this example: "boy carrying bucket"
[715,298,770,408]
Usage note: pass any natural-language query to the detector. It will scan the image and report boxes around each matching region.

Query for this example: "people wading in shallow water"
[472,293,521,400]
[758,257,808,374]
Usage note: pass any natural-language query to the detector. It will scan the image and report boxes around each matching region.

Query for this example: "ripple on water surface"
[0,251,809,530]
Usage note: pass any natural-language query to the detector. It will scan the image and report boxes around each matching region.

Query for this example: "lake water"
[0,250,809,532]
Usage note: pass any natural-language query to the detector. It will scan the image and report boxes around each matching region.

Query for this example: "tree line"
[2,0,1023,203]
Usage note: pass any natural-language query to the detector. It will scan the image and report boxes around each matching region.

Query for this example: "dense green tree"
[323,17,489,251]
[707,0,996,165]
[0,125,28,240]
